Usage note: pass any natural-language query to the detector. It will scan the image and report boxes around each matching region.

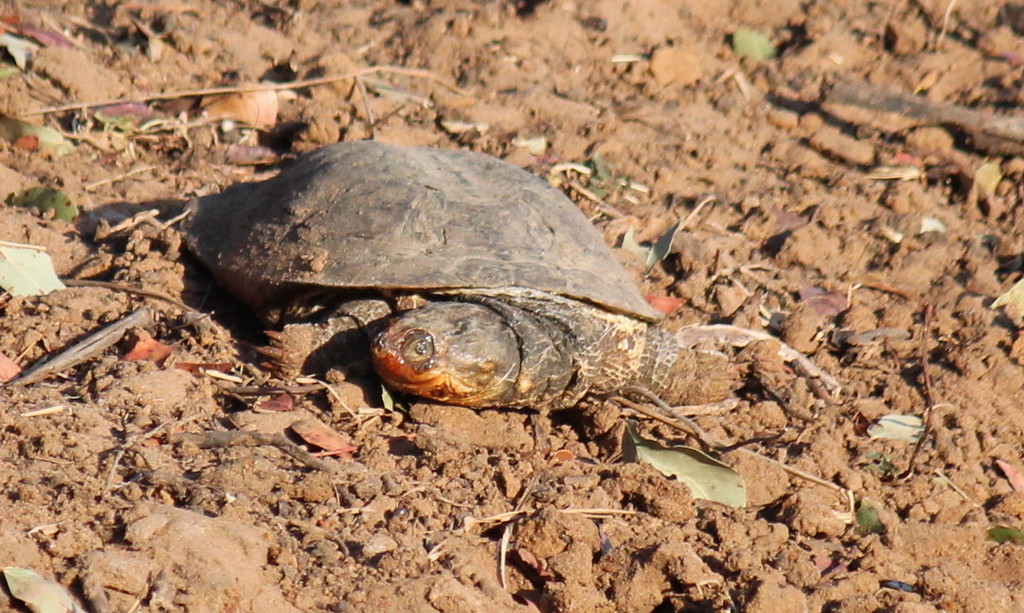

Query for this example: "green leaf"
[380,384,395,411]
[619,220,683,273]
[732,28,776,60]
[623,420,746,508]
[974,160,1002,199]
[992,278,1024,312]
[620,228,649,261]
[3,566,84,613]
[645,219,682,272]
[0,33,39,70]
[987,525,1024,545]
[0,117,74,156]
[866,414,924,442]
[0,245,66,296]
[855,499,885,535]
[7,187,77,221]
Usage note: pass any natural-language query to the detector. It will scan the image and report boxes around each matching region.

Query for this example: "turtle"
[182,141,737,410]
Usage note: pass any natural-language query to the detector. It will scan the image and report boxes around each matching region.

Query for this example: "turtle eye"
[400,329,435,369]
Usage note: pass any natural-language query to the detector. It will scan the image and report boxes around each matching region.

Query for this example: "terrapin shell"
[183,141,660,322]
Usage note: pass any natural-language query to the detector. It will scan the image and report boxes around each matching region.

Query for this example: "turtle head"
[370,303,522,407]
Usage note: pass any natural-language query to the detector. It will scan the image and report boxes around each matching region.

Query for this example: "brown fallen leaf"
[799,286,849,317]
[997,459,1024,493]
[645,294,686,315]
[0,349,22,382]
[771,205,811,233]
[13,134,38,150]
[123,330,174,364]
[290,419,357,459]
[202,89,279,128]
[513,548,553,580]
[15,24,74,48]
[256,392,294,412]
[890,151,924,167]
[549,449,575,463]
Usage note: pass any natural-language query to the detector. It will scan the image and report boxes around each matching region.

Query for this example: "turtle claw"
[253,338,302,376]
[253,344,288,361]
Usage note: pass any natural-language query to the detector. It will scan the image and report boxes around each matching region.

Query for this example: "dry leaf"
[0,349,22,382]
[799,286,849,316]
[256,393,294,412]
[771,206,811,233]
[645,294,686,315]
[202,89,279,128]
[290,419,357,459]
[123,330,173,363]
[0,117,74,155]
[996,459,1024,493]
[0,245,66,296]
[992,279,1024,312]
[549,449,575,462]
[3,566,84,613]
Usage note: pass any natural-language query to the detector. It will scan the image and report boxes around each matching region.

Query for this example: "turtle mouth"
[369,305,521,407]
[371,326,492,402]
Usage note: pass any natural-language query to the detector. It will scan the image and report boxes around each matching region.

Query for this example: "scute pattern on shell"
[182,141,660,323]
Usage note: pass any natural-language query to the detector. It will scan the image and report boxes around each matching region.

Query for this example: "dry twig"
[675,323,842,399]
[825,79,1024,155]
[24,66,469,116]
[902,304,938,477]
[7,307,152,387]
[168,430,362,477]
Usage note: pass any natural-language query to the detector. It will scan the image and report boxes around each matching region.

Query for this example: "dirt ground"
[2,0,1024,611]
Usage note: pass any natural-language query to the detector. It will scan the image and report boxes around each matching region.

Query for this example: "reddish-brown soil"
[2,1,1024,612]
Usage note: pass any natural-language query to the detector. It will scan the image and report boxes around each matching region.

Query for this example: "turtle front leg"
[259,298,393,378]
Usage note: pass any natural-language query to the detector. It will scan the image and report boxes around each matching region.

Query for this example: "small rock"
[649,45,705,87]
[904,126,954,155]
[809,126,875,166]
[363,534,399,557]
[782,303,823,354]
[746,576,808,613]
[767,109,800,130]
[884,18,928,55]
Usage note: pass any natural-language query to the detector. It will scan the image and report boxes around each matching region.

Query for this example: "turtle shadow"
[73,198,268,347]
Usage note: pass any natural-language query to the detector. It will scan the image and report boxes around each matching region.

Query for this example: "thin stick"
[903,304,936,477]
[678,194,717,232]
[675,323,842,397]
[23,66,469,116]
[622,387,852,502]
[825,80,1024,155]
[62,279,196,313]
[168,430,361,477]
[0,239,48,251]
[19,405,66,417]
[354,76,377,139]
[227,383,326,396]
[102,415,202,495]
[7,307,152,387]
[617,389,728,450]
[83,165,157,192]
[935,0,959,51]
[733,447,848,495]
